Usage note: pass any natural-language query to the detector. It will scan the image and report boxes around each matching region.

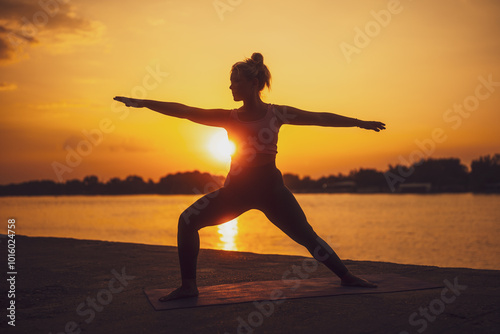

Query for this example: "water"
[2,193,499,270]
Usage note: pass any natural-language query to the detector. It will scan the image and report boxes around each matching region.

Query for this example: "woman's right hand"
[357,120,386,132]
[113,96,143,108]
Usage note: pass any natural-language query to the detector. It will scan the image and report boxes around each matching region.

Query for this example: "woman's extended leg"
[261,185,376,287]
[160,188,249,301]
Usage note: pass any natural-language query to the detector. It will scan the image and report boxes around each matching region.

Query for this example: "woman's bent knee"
[178,208,200,231]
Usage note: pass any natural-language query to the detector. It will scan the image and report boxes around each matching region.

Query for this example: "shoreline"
[2,191,500,197]
[1,235,499,333]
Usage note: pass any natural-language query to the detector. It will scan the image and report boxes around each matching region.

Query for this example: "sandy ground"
[1,235,499,334]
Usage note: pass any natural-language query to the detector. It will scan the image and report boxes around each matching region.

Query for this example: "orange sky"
[1,0,499,184]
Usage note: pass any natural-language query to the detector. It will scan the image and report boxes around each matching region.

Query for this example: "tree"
[409,158,468,190]
[470,154,500,191]
[124,175,147,194]
[83,175,100,194]
[350,168,387,190]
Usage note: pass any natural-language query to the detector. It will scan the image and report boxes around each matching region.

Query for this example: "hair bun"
[251,52,264,65]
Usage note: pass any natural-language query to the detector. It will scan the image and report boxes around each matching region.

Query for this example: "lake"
[2,193,499,270]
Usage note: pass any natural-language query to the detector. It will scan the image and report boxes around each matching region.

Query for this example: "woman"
[114,52,386,301]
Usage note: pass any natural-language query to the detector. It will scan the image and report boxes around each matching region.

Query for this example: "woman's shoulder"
[269,104,297,124]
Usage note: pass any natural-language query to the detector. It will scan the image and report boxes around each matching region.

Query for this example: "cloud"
[0,0,104,64]
[0,81,17,91]
[0,23,37,61]
[62,134,84,150]
[108,137,153,153]
[34,101,87,110]
[62,134,153,153]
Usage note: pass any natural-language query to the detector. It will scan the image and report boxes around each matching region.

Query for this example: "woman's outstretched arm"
[280,105,386,132]
[113,96,231,127]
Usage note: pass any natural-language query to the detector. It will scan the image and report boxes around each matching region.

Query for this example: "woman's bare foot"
[340,272,377,288]
[159,286,199,302]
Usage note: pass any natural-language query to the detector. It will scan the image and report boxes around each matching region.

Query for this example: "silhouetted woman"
[114,52,385,301]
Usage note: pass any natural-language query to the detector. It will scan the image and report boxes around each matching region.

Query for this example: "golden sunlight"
[217,218,239,251]
[207,130,236,163]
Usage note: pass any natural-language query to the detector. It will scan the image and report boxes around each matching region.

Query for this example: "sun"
[207,130,236,163]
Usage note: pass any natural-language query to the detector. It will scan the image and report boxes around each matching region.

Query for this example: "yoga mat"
[144,274,443,311]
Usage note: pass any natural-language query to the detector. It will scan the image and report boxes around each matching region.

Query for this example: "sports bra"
[226,104,283,160]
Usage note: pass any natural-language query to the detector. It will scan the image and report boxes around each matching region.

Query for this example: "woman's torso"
[225,103,283,169]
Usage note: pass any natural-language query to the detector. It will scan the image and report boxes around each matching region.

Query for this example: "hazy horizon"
[1,152,496,186]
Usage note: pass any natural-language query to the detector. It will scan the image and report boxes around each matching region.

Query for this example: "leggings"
[177,162,349,280]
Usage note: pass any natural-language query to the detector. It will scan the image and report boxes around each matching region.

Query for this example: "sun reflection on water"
[217,218,239,251]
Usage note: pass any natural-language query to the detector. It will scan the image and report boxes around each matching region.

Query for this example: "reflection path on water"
[217,218,239,251]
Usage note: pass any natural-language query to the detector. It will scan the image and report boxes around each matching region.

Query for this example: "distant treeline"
[1,154,499,196]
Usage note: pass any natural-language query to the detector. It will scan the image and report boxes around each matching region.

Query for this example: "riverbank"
[2,236,499,333]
